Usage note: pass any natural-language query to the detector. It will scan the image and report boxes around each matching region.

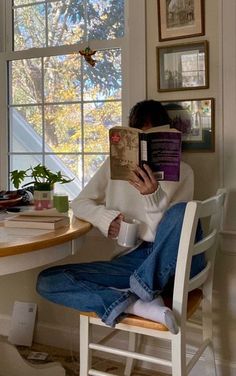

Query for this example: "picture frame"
[157,0,205,42]
[157,40,209,92]
[161,98,215,152]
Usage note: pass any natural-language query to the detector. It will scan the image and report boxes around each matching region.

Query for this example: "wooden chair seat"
[80,288,203,332]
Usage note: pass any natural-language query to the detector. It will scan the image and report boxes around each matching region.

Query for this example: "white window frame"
[0,0,146,189]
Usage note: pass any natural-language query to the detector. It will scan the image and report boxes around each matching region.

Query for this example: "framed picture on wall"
[157,41,209,92]
[161,98,215,152]
[157,0,205,41]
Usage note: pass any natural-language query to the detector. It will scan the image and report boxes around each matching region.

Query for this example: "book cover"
[109,125,181,181]
[4,215,70,230]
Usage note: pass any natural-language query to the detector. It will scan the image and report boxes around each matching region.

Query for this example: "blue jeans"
[36,203,205,327]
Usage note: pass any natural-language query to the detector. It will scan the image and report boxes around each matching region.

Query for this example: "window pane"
[14,4,46,51]
[83,49,122,101]
[86,0,125,40]
[44,104,82,152]
[84,101,121,153]
[84,155,107,186]
[10,59,42,105]
[9,155,43,186]
[45,154,81,199]
[50,154,82,185]
[48,0,85,47]
[9,107,42,153]
[44,55,81,102]
[48,0,124,47]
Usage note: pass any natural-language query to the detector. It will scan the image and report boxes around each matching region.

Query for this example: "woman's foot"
[125,295,179,334]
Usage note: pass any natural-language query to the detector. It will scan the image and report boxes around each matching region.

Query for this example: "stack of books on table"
[4,209,70,230]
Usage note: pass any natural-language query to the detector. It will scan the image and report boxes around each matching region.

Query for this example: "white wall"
[213,0,236,373]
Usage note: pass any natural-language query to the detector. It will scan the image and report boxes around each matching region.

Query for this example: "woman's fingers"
[108,214,124,238]
[142,164,157,185]
[129,164,158,194]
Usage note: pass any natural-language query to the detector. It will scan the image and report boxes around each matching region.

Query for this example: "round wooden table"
[0,214,92,376]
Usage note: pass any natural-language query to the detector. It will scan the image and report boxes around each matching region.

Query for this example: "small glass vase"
[34,182,54,210]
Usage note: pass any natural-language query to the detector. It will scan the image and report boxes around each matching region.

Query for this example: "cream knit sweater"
[71,157,194,255]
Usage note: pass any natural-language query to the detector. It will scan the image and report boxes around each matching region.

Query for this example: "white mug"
[117,218,140,247]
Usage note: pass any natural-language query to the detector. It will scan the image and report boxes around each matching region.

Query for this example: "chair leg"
[80,315,91,376]
[124,332,138,376]
[171,333,186,376]
[204,343,217,376]
[202,290,217,375]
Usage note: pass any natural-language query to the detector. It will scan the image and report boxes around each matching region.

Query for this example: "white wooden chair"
[79,189,226,376]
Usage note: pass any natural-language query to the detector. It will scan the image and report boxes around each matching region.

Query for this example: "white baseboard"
[0,313,235,376]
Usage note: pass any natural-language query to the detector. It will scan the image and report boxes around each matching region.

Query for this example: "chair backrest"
[172,189,226,325]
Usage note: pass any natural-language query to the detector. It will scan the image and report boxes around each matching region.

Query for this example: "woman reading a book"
[37,100,205,333]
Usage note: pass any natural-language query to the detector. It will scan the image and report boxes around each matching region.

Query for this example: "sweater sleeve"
[71,158,120,237]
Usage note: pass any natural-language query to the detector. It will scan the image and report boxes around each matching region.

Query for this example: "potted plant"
[10,164,74,210]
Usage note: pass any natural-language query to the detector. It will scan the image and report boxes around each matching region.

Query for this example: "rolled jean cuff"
[130,272,160,302]
[102,291,137,327]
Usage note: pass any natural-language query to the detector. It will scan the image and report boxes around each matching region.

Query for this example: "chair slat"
[193,230,217,255]
[188,263,211,291]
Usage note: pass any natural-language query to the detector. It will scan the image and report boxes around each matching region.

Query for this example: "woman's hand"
[129,164,158,195]
[108,213,124,239]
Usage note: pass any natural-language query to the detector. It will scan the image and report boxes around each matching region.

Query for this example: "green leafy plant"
[10,164,74,189]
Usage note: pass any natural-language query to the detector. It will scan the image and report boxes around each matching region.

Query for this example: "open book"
[109,125,181,182]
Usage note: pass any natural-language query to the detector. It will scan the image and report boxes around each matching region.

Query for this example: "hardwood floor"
[18,342,168,376]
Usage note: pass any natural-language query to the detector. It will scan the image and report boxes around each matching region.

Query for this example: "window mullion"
[80,56,85,189]
[4,38,124,60]
[5,0,13,53]
[42,56,45,165]
[0,58,8,189]
[45,0,49,48]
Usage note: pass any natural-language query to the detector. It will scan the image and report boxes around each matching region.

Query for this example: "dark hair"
[129,100,170,129]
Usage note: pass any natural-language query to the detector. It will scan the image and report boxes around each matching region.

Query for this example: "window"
[0,0,146,198]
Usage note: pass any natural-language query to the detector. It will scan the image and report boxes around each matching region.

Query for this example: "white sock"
[125,296,178,334]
